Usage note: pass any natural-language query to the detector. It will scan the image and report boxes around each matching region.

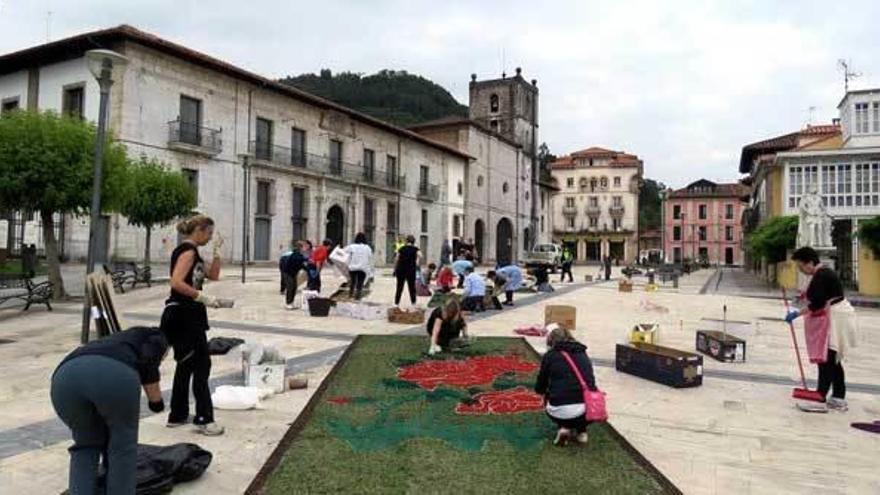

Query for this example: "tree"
[748,215,799,263]
[119,158,196,265]
[858,216,880,257]
[0,110,129,299]
[638,178,666,231]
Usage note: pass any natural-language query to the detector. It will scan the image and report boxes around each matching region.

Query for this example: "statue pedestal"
[796,246,836,290]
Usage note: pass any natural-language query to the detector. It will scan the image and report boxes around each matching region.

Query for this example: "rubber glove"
[428,343,442,355]
[148,399,165,413]
[212,233,225,258]
[195,291,220,308]
[784,309,800,323]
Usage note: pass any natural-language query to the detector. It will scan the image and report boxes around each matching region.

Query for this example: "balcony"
[585,205,601,217]
[418,182,440,202]
[562,206,578,216]
[609,205,625,217]
[168,120,222,156]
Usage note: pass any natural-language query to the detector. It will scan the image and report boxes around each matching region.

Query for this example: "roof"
[837,88,880,109]
[0,25,472,161]
[667,179,746,199]
[738,123,840,174]
[550,146,642,169]
[409,115,522,149]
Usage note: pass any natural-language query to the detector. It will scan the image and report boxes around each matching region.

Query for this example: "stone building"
[0,25,471,266]
[662,179,747,265]
[549,147,643,263]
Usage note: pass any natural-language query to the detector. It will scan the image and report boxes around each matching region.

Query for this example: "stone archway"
[326,205,345,247]
[495,217,513,265]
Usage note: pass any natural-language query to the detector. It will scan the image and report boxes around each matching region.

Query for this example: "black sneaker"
[166,419,189,428]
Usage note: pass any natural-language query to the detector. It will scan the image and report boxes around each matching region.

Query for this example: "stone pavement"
[0,265,878,494]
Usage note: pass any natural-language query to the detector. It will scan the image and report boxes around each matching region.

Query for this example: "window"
[387,201,398,231]
[673,247,682,263]
[256,181,272,216]
[600,177,608,189]
[502,182,509,193]
[62,85,84,119]
[179,95,202,145]
[386,155,398,187]
[673,204,681,220]
[565,197,575,208]
[291,128,306,167]
[725,204,734,220]
[1,97,19,114]
[874,102,880,133]
[363,197,375,245]
[457,181,463,196]
[612,196,622,207]
[419,165,429,194]
[453,215,461,237]
[855,103,869,134]
[589,217,598,228]
[566,178,574,188]
[612,218,621,230]
[698,204,707,220]
[698,247,709,261]
[673,226,681,241]
[698,226,707,241]
[490,120,499,132]
[613,176,621,188]
[590,178,597,191]
[541,216,545,233]
[421,209,428,233]
[363,149,375,182]
[255,117,273,161]
[566,217,575,228]
[490,93,499,112]
[477,175,484,187]
[291,186,307,241]
[329,139,343,174]
[182,168,198,203]
[725,226,734,242]
[589,196,598,207]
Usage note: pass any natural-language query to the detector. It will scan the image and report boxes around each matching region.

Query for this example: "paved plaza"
[0,265,878,494]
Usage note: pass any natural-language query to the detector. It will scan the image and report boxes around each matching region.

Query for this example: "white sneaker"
[575,432,589,444]
[827,397,848,412]
[194,423,225,436]
[285,304,295,310]
[553,428,571,446]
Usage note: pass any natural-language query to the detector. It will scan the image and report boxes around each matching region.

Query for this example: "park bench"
[0,273,54,311]
[103,263,153,293]
[129,263,152,289]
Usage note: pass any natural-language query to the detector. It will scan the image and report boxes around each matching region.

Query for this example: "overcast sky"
[2,0,879,188]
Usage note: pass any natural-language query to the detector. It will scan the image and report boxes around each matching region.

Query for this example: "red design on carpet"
[455,387,544,415]
[398,355,538,391]
[327,396,352,405]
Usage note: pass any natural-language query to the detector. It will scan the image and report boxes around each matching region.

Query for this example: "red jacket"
[436,267,454,288]
[311,246,328,268]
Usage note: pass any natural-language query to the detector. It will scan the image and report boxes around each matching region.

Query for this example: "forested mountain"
[279,69,468,127]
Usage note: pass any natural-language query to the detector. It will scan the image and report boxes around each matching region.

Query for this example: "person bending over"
[426,299,468,355]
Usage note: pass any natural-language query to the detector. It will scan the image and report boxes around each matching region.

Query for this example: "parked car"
[523,243,562,273]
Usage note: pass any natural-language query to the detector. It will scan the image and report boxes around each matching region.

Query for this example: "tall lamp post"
[80,49,128,343]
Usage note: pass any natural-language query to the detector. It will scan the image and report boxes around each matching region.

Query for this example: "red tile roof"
[551,147,642,169]
[739,123,840,173]
[667,179,747,199]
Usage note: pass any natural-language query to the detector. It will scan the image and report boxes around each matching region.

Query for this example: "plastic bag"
[240,343,264,366]
[212,385,273,410]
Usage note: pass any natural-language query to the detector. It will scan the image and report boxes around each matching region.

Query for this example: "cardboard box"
[243,362,286,394]
[630,323,659,344]
[695,330,746,363]
[618,279,633,292]
[615,343,703,388]
[388,307,426,324]
[545,305,576,331]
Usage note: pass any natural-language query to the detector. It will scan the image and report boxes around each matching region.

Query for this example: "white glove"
[212,233,225,258]
[428,343,442,355]
[195,291,220,308]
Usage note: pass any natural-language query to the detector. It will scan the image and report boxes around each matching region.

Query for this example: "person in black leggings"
[394,235,421,306]
[161,214,225,436]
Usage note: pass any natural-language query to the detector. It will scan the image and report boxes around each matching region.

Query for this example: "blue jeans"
[51,355,141,494]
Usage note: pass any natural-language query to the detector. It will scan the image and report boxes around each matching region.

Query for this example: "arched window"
[490,94,499,112]
[502,182,509,193]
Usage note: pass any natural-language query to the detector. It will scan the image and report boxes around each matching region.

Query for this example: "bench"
[103,264,133,293]
[0,273,53,311]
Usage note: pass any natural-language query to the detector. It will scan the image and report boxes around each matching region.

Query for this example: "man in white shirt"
[461,266,486,312]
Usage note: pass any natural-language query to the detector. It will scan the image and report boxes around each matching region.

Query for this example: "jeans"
[284,270,301,305]
[817,349,846,400]
[462,295,484,312]
[51,355,140,495]
[349,270,366,300]
[169,331,214,425]
[505,290,513,304]
[394,271,417,305]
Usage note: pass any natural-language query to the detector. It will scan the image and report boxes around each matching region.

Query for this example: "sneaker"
[166,419,188,428]
[827,398,849,412]
[553,428,571,446]
[285,304,295,310]
[575,432,589,444]
[194,423,225,436]
[796,401,829,413]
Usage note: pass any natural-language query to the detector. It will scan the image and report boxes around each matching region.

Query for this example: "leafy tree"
[638,178,665,231]
[280,69,468,127]
[748,215,799,263]
[0,110,129,298]
[119,158,196,265]
[858,216,880,257]
[537,142,557,182]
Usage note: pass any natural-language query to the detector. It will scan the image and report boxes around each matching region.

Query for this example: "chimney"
[502,71,506,79]
[515,67,522,76]
[832,117,841,126]
[531,79,537,86]
[470,73,477,82]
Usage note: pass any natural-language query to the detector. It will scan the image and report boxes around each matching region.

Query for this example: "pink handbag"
[559,350,608,422]
[803,307,830,364]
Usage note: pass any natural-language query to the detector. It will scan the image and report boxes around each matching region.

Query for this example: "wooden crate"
[387,307,426,324]
[618,279,633,292]
[615,343,703,388]
[695,330,746,363]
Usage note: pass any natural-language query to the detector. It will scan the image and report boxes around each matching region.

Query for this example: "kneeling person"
[461,266,486,312]
[426,299,468,354]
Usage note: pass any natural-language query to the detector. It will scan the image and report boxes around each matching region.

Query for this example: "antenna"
[837,59,861,93]
[46,11,52,42]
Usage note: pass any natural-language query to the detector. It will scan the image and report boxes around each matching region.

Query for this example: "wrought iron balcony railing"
[585,205,601,217]
[168,120,222,154]
[609,205,625,217]
[418,182,440,201]
[562,206,578,216]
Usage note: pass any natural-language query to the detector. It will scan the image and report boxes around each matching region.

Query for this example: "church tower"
[468,67,538,157]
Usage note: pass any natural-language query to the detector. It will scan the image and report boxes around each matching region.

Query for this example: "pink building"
[662,179,747,265]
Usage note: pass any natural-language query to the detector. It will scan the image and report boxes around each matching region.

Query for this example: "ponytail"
[176,214,214,236]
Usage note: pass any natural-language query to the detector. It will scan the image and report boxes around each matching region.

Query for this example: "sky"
[2,0,879,188]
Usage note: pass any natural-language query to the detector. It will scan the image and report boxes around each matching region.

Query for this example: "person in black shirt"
[161,214,226,436]
[394,235,421,306]
[785,247,858,412]
[50,327,168,494]
[426,298,468,354]
[535,327,597,445]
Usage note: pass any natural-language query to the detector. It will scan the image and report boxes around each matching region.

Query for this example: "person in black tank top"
[394,235,421,306]
[160,214,226,436]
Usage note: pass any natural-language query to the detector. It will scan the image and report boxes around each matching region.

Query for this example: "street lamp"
[80,49,128,343]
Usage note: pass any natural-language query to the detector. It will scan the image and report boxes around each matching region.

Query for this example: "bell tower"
[468,67,538,156]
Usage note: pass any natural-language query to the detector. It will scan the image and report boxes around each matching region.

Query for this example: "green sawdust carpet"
[248,335,679,494]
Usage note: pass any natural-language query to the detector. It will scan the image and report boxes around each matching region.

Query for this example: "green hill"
[279,69,468,127]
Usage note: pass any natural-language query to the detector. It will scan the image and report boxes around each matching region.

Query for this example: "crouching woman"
[534,327,597,445]
[426,299,468,355]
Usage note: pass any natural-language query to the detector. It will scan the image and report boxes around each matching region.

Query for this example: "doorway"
[474,219,485,262]
[585,240,601,263]
[495,217,513,265]
[326,205,345,248]
[254,218,271,261]
[725,247,734,265]
[609,240,624,262]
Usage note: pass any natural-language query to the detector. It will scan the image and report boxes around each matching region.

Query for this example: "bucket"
[307,297,333,317]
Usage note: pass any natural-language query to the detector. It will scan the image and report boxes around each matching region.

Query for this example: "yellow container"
[630,323,659,344]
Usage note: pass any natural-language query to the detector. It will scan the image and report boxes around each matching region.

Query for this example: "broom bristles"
[792,388,824,402]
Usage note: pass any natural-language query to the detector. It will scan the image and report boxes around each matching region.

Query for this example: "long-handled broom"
[782,288,824,402]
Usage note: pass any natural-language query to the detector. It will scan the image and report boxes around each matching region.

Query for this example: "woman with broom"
[784,247,858,412]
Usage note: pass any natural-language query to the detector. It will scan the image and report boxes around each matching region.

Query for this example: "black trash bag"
[208,337,245,355]
[91,443,212,494]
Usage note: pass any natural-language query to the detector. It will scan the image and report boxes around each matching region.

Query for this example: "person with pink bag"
[534,326,606,446]
[784,247,858,413]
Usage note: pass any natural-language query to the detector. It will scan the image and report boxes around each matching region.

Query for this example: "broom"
[782,288,824,402]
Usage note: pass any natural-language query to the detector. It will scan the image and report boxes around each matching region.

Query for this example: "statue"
[797,183,833,248]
